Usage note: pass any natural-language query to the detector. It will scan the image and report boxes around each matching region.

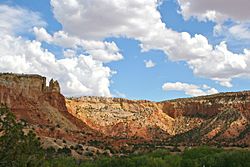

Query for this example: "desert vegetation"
[1,106,249,167]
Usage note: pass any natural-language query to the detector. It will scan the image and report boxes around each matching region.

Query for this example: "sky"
[0,0,250,101]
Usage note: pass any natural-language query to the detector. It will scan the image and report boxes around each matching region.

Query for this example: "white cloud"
[229,24,250,40]
[82,40,123,63]
[63,49,76,58]
[113,90,126,98]
[144,60,156,68]
[0,34,113,97]
[162,82,218,96]
[50,0,250,88]
[214,23,250,45]
[177,0,250,22]
[50,0,165,40]
[33,27,123,63]
[177,0,250,44]
[0,5,45,35]
[0,6,120,97]
[1,1,250,98]
[202,84,210,89]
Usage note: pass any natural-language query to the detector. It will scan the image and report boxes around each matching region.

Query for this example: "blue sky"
[0,0,250,101]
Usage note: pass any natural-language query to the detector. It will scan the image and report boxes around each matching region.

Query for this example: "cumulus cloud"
[50,0,250,88]
[50,0,165,40]
[0,5,121,97]
[33,27,123,63]
[2,1,250,97]
[0,34,113,97]
[0,5,45,35]
[229,24,250,40]
[177,0,250,43]
[162,82,218,96]
[177,0,250,22]
[144,60,156,68]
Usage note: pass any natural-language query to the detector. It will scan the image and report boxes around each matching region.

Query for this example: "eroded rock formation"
[66,93,250,146]
[0,73,64,117]
[0,73,249,155]
[0,73,102,154]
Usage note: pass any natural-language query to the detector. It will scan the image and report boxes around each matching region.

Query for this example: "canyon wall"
[0,73,60,105]
[0,73,94,138]
[0,73,249,150]
[67,93,250,146]
[160,91,250,119]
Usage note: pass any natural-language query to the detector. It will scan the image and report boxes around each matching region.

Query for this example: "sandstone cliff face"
[66,93,250,146]
[0,73,63,116]
[160,91,250,119]
[0,74,114,157]
[0,73,61,103]
[0,73,99,145]
[0,73,46,103]
[0,73,249,153]
[66,97,174,139]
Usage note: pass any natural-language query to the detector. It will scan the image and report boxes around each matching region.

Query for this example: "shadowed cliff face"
[160,92,250,120]
[0,73,249,152]
[0,73,65,123]
[0,73,101,147]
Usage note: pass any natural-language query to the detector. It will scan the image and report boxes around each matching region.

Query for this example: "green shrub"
[0,106,45,166]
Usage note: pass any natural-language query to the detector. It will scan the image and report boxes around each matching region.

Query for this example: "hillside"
[0,73,249,156]
[0,73,109,157]
[66,94,250,147]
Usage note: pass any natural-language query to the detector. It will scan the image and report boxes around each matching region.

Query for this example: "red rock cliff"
[160,91,250,120]
[0,73,65,114]
[67,93,250,146]
[0,73,249,149]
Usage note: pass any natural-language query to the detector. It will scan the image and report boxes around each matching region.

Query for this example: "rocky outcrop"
[160,91,250,119]
[0,73,101,148]
[48,79,60,93]
[0,73,60,104]
[66,97,174,140]
[0,73,249,154]
[66,93,250,147]
[0,73,64,113]
[0,73,45,102]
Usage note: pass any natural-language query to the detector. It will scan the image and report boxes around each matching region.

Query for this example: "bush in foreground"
[0,106,249,167]
[0,106,45,166]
